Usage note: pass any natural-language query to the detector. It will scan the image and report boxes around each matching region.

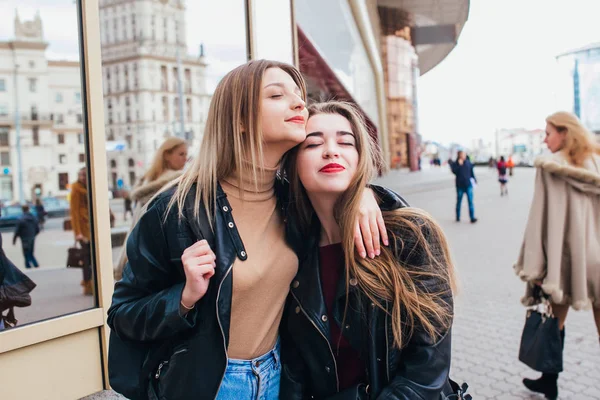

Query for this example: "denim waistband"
[225,338,281,373]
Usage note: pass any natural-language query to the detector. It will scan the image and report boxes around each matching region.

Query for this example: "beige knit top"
[221,166,298,359]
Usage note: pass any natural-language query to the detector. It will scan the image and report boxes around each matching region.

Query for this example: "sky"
[417,0,600,147]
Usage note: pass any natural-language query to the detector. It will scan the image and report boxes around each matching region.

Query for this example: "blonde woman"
[516,111,600,400]
[113,137,188,280]
[280,102,458,399]
[107,60,386,400]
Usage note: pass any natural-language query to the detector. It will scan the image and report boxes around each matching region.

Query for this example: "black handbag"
[66,241,90,268]
[518,287,563,374]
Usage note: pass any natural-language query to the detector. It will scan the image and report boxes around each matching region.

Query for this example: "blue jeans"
[456,186,475,221]
[216,339,281,400]
[23,241,39,269]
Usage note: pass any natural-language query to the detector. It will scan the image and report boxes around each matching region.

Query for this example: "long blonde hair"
[546,111,600,167]
[166,60,306,223]
[284,101,456,349]
[139,137,187,184]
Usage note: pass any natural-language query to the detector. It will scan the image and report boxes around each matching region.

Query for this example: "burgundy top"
[319,243,366,391]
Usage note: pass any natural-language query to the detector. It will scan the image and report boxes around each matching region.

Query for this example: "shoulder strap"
[183,190,215,248]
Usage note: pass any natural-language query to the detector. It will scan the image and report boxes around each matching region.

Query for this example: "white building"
[99,0,211,192]
[495,128,546,165]
[0,11,85,203]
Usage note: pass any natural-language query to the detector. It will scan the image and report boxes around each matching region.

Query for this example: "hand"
[181,240,216,308]
[75,234,88,243]
[355,188,389,259]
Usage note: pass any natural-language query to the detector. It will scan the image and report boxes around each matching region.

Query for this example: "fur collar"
[535,153,600,190]
[131,169,183,205]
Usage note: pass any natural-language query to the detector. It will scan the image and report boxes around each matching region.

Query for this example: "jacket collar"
[535,153,600,194]
[370,184,409,212]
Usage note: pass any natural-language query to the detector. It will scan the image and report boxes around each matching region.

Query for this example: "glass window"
[0,104,8,116]
[56,92,63,103]
[58,133,65,144]
[75,92,81,103]
[0,151,9,165]
[58,172,69,191]
[59,154,67,164]
[29,78,37,92]
[295,0,379,123]
[79,153,85,163]
[32,126,39,146]
[0,128,9,146]
[0,79,6,91]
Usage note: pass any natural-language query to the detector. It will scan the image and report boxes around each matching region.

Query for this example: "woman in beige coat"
[515,111,600,400]
[114,137,188,280]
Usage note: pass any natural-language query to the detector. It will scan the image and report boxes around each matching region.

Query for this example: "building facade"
[99,0,211,192]
[296,0,469,171]
[557,43,600,136]
[0,12,85,203]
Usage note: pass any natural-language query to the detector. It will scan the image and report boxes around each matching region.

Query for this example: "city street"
[3,167,598,399]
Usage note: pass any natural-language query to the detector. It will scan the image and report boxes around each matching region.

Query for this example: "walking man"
[450,150,478,223]
[13,205,40,269]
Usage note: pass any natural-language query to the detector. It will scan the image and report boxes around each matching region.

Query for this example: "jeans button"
[325,366,331,373]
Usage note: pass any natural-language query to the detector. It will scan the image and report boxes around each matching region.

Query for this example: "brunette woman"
[280,101,458,399]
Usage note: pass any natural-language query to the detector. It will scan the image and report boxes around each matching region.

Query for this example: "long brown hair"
[284,101,456,349]
[546,111,600,167]
[140,136,187,184]
[165,60,306,223]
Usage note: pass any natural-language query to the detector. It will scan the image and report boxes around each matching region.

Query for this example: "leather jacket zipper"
[291,291,339,392]
[215,264,234,397]
[155,348,188,379]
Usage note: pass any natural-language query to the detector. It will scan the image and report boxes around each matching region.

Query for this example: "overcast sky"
[417,0,599,147]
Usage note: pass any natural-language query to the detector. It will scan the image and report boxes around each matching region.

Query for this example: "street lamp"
[11,45,24,203]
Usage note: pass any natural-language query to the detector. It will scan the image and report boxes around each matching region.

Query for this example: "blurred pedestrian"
[497,156,508,196]
[34,198,47,231]
[449,150,478,223]
[13,204,40,269]
[70,167,93,296]
[507,155,515,176]
[515,111,600,400]
[123,192,133,221]
[114,136,188,280]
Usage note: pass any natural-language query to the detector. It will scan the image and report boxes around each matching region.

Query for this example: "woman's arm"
[376,330,452,400]
[69,189,82,238]
[107,201,199,342]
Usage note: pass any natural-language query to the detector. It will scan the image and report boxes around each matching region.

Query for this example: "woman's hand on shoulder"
[354,188,389,259]
[180,239,216,308]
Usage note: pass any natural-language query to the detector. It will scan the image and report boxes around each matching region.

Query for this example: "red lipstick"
[319,163,345,173]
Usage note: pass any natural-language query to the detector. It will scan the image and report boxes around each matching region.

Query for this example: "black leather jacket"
[107,183,275,400]
[280,187,455,400]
